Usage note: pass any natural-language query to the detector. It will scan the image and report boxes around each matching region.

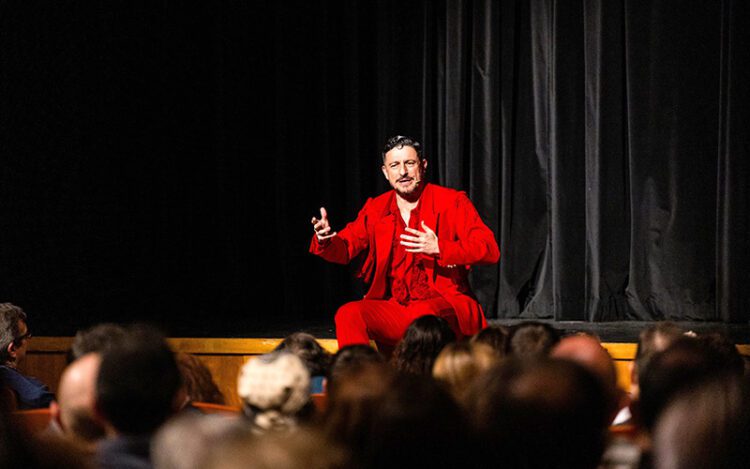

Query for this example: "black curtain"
[1,1,748,336]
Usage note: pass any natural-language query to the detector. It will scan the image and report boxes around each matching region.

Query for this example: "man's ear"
[49,400,63,430]
[6,341,17,359]
[381,165,388,180]
[421,158,428,171]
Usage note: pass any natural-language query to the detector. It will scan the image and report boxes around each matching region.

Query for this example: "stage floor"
[234,318,750,344]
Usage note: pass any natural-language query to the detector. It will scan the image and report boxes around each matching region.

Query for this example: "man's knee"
[334,301,364,326]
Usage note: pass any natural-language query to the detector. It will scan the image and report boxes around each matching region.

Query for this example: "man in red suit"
[310,135,500,352]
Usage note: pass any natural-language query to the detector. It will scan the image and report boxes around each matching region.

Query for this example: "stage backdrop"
[1,1,748,337]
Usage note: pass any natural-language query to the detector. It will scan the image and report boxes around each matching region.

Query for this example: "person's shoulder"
[427,183,463,197]
[363,190,393,212]
[425,183,469,204]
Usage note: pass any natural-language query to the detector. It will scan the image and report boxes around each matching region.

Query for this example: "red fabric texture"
[388,193,441,305]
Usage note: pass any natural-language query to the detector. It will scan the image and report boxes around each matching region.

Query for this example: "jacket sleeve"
[309,199,372,265]
[436,193,500,267]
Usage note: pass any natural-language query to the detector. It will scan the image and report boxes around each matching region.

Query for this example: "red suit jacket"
[310,183,500,336]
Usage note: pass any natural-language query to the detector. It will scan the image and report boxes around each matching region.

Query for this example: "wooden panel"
[18,353,69,394]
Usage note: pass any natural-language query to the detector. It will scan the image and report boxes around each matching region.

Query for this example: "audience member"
[390,315,456,375]
[470,324,509,357]
[652,374,750,469]
[67,323,128,364]
[326,344,385,395]
[466,357,609,469]
[362,372,477,469]
[506,321,560,358]
[49,353,104,455]
[237,351,314,434]
[174,352,224,405]
[95,324,184,469]
[152,412,243,469]
[551,333,625,423]
[274,332,331,394]
[697,330,745,375]
[202,425,347,469]
[432,341,498,403]
[637,334,744,433]
[322,362,395,466]
[629,321,686,402]
[0,302,54,409]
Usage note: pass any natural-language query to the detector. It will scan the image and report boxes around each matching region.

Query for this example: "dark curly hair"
[390,315,456,376]
[381,135,423,162]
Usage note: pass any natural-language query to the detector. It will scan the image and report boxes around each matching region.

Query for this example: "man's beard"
[392,174,424,198]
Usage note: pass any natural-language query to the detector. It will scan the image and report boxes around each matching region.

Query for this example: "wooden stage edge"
[28,336,750,358]
[22,337,750,408]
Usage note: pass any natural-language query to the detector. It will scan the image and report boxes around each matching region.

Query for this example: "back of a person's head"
[54,352,105,445]
[507,321,560,358]
[551,333,623,421]
[390,315,456,376]
[322,362,394,461]
[363,373,475,469]
[68,322,128,363]
[653,374,750,469]
[274,332,331,377]
[326,344,384,394]
[470,325,509,357]
[637,335,744,431]
[432,341,499,403]
[203,425,347,469]
[634,322,686,372]
[175,352,225,404]
[237,351,312,433]
[152,412,244,469]
[96,324,182,435]
[466,357,608,469]
[696,331,744,375]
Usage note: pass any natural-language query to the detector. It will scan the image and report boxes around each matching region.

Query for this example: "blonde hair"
[432,342,499,403]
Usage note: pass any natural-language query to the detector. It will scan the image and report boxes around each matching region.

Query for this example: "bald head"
[552,335,617,388]
[552,334,624,421]
[56,352,105,443]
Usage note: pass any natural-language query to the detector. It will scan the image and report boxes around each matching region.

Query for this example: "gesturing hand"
[311,207,337,242]
[400,221,440,256]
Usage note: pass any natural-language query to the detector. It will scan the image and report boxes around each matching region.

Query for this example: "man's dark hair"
[67,322,128,363]
[381,135,423,162]
[466,357,609,469]
[0,303,27,363]
[274,332,331,377]
[507,321,561,358]
[390,315,456,376]
[96,324,181,435]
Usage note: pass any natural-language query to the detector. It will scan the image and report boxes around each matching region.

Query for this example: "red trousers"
[334,296,461,349]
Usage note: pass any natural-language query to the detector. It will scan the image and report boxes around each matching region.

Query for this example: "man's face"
[381,145,427,198]
[14,320,30,363]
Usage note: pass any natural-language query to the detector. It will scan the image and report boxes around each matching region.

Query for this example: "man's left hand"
[400,221,440,256]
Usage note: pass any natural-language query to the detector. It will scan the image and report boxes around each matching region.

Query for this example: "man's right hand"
[311,207,337,242]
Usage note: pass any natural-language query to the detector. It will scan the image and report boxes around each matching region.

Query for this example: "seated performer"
[310,135,500,351]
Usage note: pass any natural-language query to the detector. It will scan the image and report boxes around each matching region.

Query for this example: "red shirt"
[388,194,441,304]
